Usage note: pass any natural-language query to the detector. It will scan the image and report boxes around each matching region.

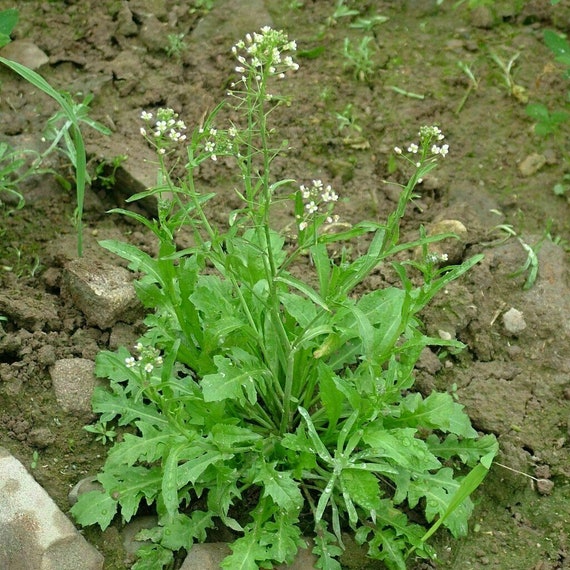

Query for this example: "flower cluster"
[140,108,187,154]
[425,251,449,264]
[394,125,449,162]
[296,179,339,231]
[125,342,163,374]
[231,26,299,87]
[199,124,239,162]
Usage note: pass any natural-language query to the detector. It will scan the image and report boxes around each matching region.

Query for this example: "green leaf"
[362,426,441,471]
[391,391,478,438]
[99,239,163,283]
[211,423,262,451]
[107,421,179,467]
[131,544,173,570]
[176,447,226,486]
[202,351,265,405]
[0,9,18,35]
[162,442,186,516]
[279,292,318,327]
[340,469,382,513]
[253,461,303,512]
[261,512,304,564]
[318,364,344,433]
[221,532,268,570]
[158,512,213,551]
[408,467,473,537]
[99,466,162,522]
[70,489,117,530]
[427,433,498,467]
[313,522,343,570]
[544,29,570,60]
[275,273,330,312]
[91,385,167,428]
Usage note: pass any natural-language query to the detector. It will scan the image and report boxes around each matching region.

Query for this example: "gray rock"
[0,40,49,69]
[50,358,99,416]
[0,447,104,570]
[62,258,142,329]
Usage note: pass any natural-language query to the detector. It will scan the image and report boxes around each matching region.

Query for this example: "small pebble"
[502,308,526,334]
[536,478,554,496]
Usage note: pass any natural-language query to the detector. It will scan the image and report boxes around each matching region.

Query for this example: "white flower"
[125,356,136,368]
[158,148,166,155]
[205,141,215,153]
[155,356,163,366]
[144,362,154,373]
[394,146,402,154]
[300,184,311,199]
[321,185,338,202]
[134,342,144,352]
[440,144,449,157]
[299,221,308,231]
[408,143,419,154]
[140,110,153,121]
[140,127,147,137]
[305,201,318,214]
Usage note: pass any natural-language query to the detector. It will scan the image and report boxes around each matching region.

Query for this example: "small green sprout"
[343,35,375,81]
[84,421,117,445]
[327,0,360,25]
[349,14,389,32]
[489,50,528,103]
[455,60,479,115]
[165,33,186,59]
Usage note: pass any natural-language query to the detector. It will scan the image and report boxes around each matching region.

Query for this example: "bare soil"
[1,1,570,569]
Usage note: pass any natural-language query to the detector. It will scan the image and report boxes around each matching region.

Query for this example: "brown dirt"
[1,1,570,569]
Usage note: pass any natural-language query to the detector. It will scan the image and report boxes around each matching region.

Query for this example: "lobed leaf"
[253,461,303,513]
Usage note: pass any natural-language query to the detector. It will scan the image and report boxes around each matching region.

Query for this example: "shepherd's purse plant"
[71,27,498,570]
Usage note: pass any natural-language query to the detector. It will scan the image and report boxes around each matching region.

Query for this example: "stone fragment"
[68,476,102,506]
[518,153,546,177]
[422,219,468,265]
[0,40,49,69]
[62,258,142,329]
[502,307,526,334]
[536,478,554,496]
[0,289,60,332]
[0,447,104,570]
[179,540,317,570]
[50,358,98,416]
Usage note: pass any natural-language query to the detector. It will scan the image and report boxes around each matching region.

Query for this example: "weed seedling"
[0,8,110,255]
[165,33,186,59]
[489,50,528,103]
[334,103,362,134]
[455,60,479,115]
[350,14,389,32]
[327,0,360,26]
[71,27,497,570]
[343,35,375,81]
[84,421,117,445]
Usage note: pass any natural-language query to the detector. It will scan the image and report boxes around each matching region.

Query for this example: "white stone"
[502,307,526,334]
[0,447,104,570]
